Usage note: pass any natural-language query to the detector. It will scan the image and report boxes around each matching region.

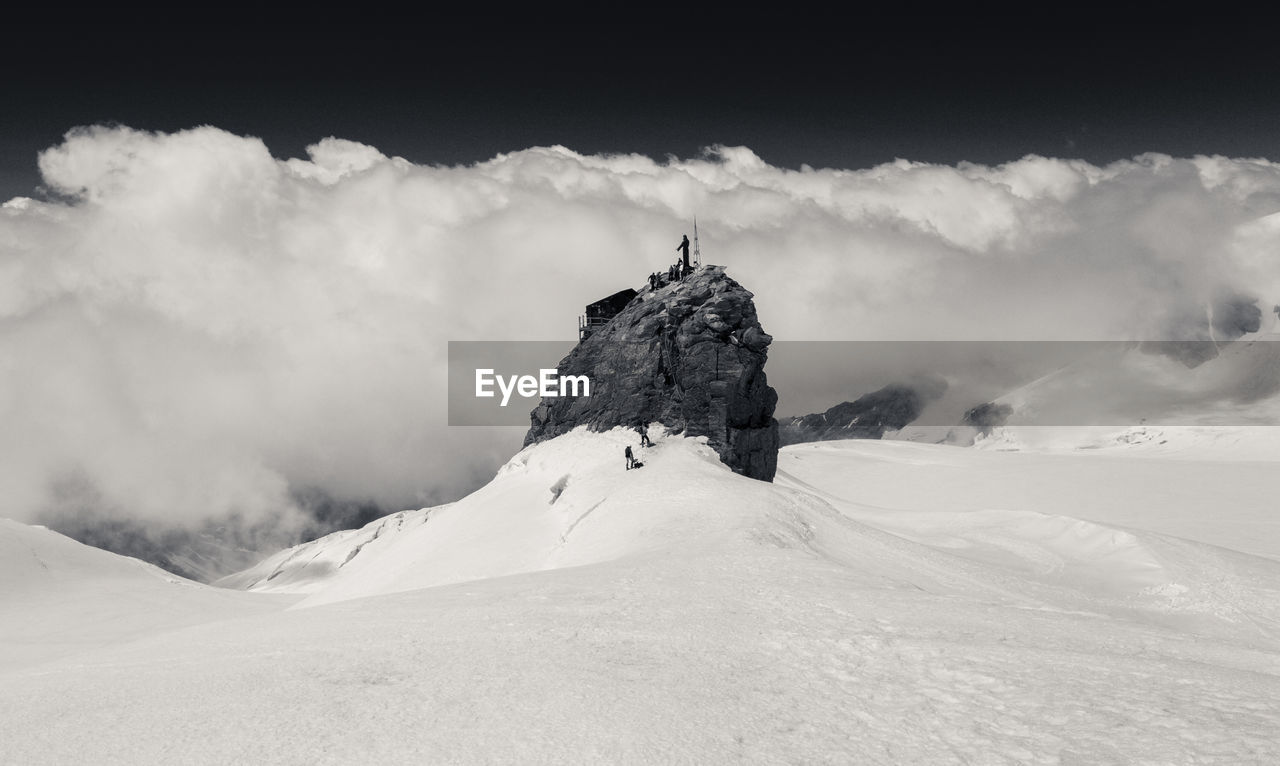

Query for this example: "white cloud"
[3,125,1280,542]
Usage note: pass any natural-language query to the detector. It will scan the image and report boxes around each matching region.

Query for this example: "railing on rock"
[579,315,611,342]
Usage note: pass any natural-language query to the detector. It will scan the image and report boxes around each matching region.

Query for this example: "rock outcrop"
[1141,293,1263,368]
[961,401,1013,433]
[525,266,779,481]
[779,378,947,446]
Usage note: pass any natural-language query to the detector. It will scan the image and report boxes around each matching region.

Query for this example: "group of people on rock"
[647,235,696,290]
[648,262,691,289]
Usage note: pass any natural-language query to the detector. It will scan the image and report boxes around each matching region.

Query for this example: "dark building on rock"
[579,288,639,342]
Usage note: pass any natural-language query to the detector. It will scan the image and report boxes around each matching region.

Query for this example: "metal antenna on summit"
[693,217,702,268]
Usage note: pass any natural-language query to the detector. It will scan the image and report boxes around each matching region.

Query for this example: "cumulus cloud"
[3,125,1280,563]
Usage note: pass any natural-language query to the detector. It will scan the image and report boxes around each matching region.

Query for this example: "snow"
[792,427,1280,563]
[0,519,294,673]
[3,426,1280,763]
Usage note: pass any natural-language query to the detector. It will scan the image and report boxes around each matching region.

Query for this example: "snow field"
[3,425,1279,763]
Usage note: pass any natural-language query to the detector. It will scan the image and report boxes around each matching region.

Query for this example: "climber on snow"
[625,444,636,470]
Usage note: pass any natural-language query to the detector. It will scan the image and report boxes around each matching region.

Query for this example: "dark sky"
[4,13,1280,202]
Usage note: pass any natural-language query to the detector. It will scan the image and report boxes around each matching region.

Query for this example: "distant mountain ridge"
[780,379,947,445]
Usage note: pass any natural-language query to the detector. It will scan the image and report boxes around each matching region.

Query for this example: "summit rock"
[525,266,779,481]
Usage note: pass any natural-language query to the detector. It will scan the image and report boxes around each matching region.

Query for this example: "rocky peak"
[779,378,947,446]
[525,265,779,481]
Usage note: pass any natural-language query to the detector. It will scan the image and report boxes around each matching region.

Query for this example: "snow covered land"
[3,426,1279,764]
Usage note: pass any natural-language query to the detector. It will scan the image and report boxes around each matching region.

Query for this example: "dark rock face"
[525,266,779,481]
[1213,294,1262,338]
[1142,293,1263,368]
[961,402,1013,433]
[779,378,946,446]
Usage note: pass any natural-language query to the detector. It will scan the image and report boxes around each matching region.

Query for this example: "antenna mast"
[693,217,702,268]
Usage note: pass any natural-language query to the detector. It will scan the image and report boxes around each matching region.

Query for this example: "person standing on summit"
[676,234,691,273]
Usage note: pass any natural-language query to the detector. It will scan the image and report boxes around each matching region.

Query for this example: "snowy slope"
[229,427,853,608]
[0,519,293,672]
[3,427,1280,763]
[792,426,1280,562]
[212,506,451,594]
[776,435,1280,642]
[224,427,1067,610]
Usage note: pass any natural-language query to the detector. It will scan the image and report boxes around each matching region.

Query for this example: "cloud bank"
[3,125,1280,560]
